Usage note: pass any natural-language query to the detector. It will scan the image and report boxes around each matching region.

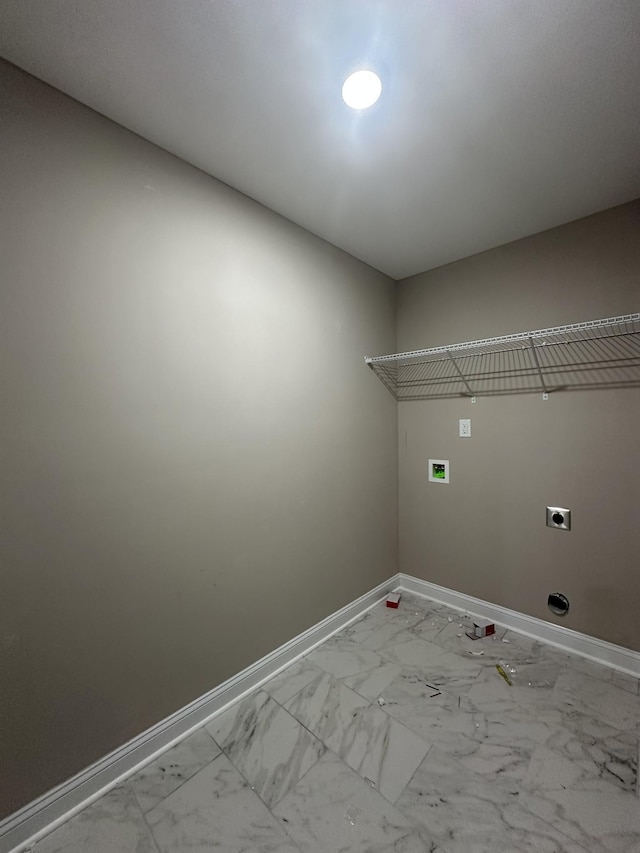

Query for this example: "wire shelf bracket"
[365,313,640,401]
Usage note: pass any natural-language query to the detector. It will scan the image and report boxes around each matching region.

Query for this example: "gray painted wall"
[397,200,640,652]
[0,61,398,817]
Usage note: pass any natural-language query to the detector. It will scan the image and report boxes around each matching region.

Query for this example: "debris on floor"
[496,663,513,686]
[386,592,401,609]
[465,619,496,642]
[377,697,386,706]
[345,807,363,825]
[472,617,495,638]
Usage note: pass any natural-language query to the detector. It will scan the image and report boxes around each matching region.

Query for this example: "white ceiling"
[1,1,640,279]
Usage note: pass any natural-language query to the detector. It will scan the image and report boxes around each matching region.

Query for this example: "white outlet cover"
[459,418,471,437]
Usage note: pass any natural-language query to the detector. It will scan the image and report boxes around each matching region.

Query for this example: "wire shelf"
[365,313,640,400]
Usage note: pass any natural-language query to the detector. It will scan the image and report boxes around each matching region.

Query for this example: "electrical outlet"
[459,418,471,438]
[546,507,571,530]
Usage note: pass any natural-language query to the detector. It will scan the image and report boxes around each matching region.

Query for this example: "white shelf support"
[445,350,475,398]
[527,335,549,398]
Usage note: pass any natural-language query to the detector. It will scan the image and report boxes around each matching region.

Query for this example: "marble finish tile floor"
[30,593,640,853]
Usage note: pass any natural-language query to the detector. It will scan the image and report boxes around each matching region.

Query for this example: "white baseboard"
[397,574,640,678]
[0,575,399,853]
[4,572,639,853]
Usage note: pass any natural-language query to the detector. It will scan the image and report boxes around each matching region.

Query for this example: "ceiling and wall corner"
[1,0,639,280]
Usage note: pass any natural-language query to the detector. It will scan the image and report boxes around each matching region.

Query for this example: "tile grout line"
[221,599,638,847]
[128,727,222,818]
[266,658,437,814]
[211,728,310,852]
[26,593,640,852]
[206,691,328,818]
[126,781,164,853]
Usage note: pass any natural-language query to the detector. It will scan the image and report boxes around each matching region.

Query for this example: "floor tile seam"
[375,640,460,671]
[309,612,637,848]
[281,665,401,738]
[140,750,228,820]
[383,739,437,810]
[392,752,596,853]
[379,692,569,762]
[268,668,375,743]
[557,663,640,696]
[424,636,501,668]
[265,748,341,821]
[139,754,307,853]
[306,657,380,686]
[255,782,308,853]
[521,766,639,803]
[374,665,468,705]
[332,674,382,705]
[337,706,435,808]
[127,725,224,816]
[15,793,88,853]
[386,742,440,815]
[559,699,640,739]
[26,780,162,853]
[331,669,425,725]
[221,685,335,809]
[127,774,149,817]
[264,659,325,706]
[134,783,165,853]
[20,614,637,852]
[288,689,375,747]
[510,779,624,853]
[418,619,464,638]
[270,673,435,813]
[549,716,640,747]
[345,683,440,750]
[210,731,326,820]
[502,802,596,853]
[328,641,403,701]
[520,744,639,798]
[275,744,434,828]
[284,643,626,841]
[269,706,330,771]
[216,619,633,832]
[212,741,270,805]
[354,697,435,758]
[370,655,484,700]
